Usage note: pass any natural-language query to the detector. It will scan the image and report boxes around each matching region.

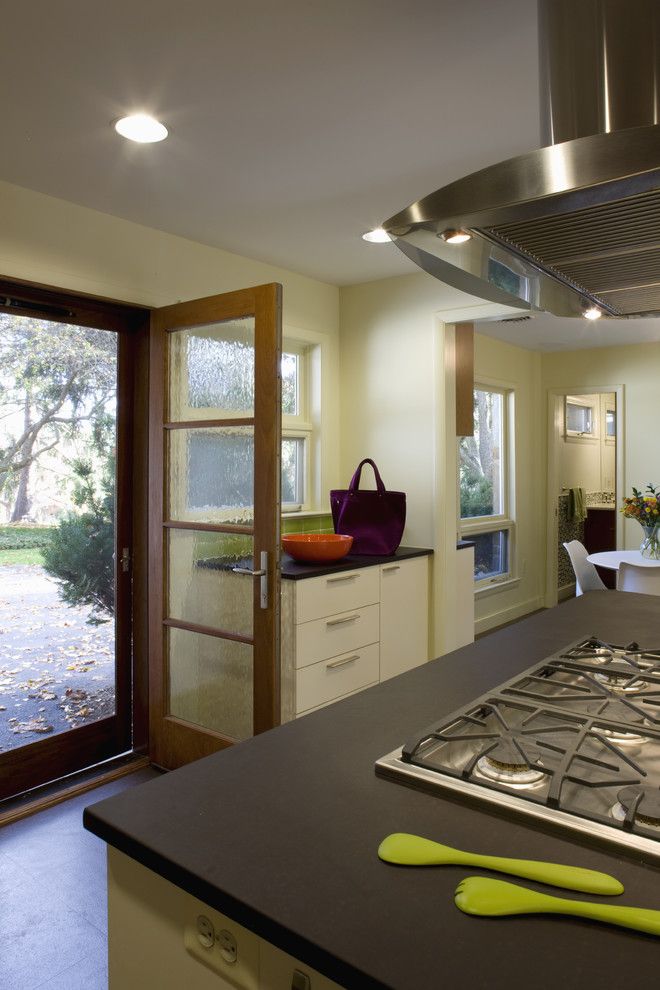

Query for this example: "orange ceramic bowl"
[282,533,353,563]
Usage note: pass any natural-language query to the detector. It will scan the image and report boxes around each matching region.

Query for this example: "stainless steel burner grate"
[376,637,660,862]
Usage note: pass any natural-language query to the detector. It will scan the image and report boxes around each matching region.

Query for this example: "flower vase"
[639,522,660,560]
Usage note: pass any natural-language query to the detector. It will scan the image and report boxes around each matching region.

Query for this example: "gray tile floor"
[0,767,161,990]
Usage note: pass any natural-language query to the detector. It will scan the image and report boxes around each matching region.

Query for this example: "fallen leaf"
[12,717,54,735]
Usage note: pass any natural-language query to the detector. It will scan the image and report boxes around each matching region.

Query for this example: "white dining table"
[586,550,660,570]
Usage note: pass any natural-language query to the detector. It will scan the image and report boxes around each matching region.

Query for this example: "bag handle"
[348,458,386,494]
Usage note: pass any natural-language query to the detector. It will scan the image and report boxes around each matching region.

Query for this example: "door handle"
[232,551,268,609]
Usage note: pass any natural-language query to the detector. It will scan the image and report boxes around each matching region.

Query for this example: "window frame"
[564,395,599,443]
[602,394,616,447]
[458,382,516,590]
[281,338,313,512]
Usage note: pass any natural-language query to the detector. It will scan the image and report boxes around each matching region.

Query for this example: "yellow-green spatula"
[455,876,660,936]
[378,833,623,895]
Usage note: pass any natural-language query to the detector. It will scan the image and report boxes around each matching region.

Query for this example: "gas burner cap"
[593,669,646,693]
[598,726,650,745]
[476,754,545,787]
[611,785,660,828]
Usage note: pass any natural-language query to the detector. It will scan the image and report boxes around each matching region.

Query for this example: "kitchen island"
[85,592,660,989]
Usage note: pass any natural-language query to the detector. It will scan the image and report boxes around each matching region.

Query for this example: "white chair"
[617,562,660,596]
[562,540,607,595]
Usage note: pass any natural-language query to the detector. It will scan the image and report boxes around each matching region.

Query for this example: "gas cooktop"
[376,636,660,862]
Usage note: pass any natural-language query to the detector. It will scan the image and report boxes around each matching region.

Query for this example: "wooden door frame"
[0,275,150,799]
[148,284,282,769]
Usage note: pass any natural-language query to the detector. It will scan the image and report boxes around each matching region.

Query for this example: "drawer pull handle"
[326,613,360,627]
[326,573,358,584]
[327,654,359,670]
[382,564,400,572]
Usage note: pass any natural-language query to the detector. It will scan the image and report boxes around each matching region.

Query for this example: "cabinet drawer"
[296,566,379,623]
[296,643,379,714]
[295,604,379,668]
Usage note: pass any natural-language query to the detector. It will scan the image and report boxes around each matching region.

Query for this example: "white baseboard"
[475,595,546,637]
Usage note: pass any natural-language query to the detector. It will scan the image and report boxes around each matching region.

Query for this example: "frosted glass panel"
[169,318,255,421]
[168,627,253,740]
[168,426,254,523]
[167,530,253,636]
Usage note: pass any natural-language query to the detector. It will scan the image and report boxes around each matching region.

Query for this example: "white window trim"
[282,337,315,512]
[458,382,516,590]
[602,394,616,447]
[564,395,600,442]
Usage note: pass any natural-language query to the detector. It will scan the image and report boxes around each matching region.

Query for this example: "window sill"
[474,576,521,599]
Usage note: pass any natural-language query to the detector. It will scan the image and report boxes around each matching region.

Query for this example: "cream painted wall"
[339,271,544,652]
[0,179,339,331]
[0,178,342,500]
[543,342,660,550]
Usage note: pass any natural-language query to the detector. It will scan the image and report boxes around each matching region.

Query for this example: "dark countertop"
[281,544,433,580]
[84,593,660,989]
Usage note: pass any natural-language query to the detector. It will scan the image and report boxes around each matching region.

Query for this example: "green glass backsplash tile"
[282,514,332,534]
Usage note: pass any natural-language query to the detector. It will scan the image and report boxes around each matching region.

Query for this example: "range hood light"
[383,1,660,319]
[440,228,472,244]
[362,227,392,243]
[583,305,603,321]
[114,113,168,143]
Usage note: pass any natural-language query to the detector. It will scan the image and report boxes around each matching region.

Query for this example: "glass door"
[149,284,282,769]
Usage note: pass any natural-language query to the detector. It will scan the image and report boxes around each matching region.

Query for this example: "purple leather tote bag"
[330,459,406,555]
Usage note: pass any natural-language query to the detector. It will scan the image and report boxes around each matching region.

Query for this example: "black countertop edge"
[280,545,432,580]
[84,810,382,990]
[456,539,475,550]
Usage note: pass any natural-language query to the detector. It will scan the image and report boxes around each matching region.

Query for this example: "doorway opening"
[0,282,145,802]
[546,385,624,606]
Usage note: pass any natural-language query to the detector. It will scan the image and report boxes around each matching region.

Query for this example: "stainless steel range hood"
[384,0,660,319]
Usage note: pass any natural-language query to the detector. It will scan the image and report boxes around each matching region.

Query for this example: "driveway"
[0,565,115,752]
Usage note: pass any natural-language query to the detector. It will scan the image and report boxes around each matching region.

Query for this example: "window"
[459,386,514,586]
[182,339,314,516]
[564,396,598,439]
[281,341,313,510]
[606,410,615,436]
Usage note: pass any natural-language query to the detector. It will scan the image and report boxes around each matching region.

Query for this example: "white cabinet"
[281,555,430,720]
[379,556,429,681]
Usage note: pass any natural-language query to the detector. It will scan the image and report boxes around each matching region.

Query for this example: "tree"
[0,314,116,520]
[41,453,115,624]
[459,389,501,518]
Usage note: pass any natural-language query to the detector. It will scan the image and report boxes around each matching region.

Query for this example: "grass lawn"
[0,547,45,565]
[0,525,56,566]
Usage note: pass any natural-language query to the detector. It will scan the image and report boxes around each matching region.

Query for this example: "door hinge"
[121,547,131,573]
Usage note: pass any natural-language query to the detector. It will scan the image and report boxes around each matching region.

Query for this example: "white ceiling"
[2,0,659,350]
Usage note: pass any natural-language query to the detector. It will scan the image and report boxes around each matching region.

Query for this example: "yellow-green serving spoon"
[455,876,660,936]
[378,833,623,895]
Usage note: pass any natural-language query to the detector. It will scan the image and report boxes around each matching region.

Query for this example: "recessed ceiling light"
[114,113,168,144]
[440,229,472,244]
[362,227,392,243]
[583,305,602,321]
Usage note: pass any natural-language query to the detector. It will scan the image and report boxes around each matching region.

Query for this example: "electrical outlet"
[184,912,259,989]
